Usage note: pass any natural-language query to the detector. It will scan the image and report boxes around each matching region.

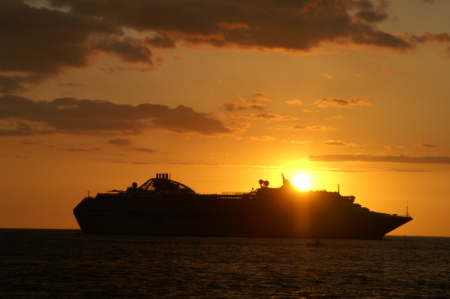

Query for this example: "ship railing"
[221,192,246,195]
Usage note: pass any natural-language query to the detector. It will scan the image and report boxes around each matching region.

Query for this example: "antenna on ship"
[406,200,410,217]
[338,184,340,194]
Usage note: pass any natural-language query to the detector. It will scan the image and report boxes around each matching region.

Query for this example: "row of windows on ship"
[79,211,353,221]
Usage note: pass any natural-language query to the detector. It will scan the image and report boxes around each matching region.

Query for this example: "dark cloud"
[49,0,413,53]
[146,33,176,49]
[130,147,157,154]
[0,74,42,94]
[93,36,153,64]
[0,0,152,93]
[0,95,231,136]
[106,140,157,153]
[314,97,372,108]
[413,33,450,43]
[57,82,83,87]
[353,0,388,23]
[2,0,449,93]
[355,10,387,23]
[220,93,268,112]
[220,101,266,112]
[108,138,133,146]
[309,154,450,164]
[409,141,436,148]
[0,121,36,136]
[64,147,101,152]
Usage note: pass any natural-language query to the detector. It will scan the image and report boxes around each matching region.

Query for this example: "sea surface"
[1,229,449,298]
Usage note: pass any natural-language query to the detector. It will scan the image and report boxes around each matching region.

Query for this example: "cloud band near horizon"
[309,154,450,164]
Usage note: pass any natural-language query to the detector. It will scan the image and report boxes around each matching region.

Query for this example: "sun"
[292,174,311,191]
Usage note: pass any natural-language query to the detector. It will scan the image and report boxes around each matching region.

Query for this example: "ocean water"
[1,229,449,298]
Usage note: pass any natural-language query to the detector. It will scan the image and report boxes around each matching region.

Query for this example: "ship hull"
[74,192,412,240]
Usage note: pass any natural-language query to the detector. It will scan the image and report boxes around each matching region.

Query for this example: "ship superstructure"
[73,173,412,239]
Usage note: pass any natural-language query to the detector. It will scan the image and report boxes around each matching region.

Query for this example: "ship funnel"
[156,173,170,180]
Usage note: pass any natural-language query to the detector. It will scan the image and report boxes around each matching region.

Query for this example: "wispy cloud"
[220,93,269,112]
[322,140,363,147]
[285,99,303,105]
[130,147,157,154]
[309,154,450,164]
[222,112,298,122]
[409,141,436,148]
[312,167,430,173]
[314,97,372,108]
[64,147,101,152]
[108,138,133,147]
[250,135,277,142]
[269,125,336,131]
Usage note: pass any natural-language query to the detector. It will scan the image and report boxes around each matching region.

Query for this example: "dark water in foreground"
[1,229,449,298]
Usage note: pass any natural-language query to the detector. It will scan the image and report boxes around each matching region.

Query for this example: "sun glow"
[292,174,311,191]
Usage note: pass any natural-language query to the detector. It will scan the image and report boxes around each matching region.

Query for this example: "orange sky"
[1,0,450,237]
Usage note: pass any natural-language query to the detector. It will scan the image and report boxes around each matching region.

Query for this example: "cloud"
[409,141,436,148]
[323,140,347,146]
[64,147,101,152]
[269,124,335,131]
[413,33,450,44]
[290,140,314,145]
[0,1,153,93]
[219,112,298,122]
[309,154,450,164]
[314,97,372,108]
[57,82,83,87]
[50,0,414,52]
[3,1,450,93]
[98,66,154,73]
[295,125,335,131]
[250,135,277,142]
[3,1,449,95]
[322,140,363,147]
[108,138,133,146]
[221,102,255,112]
[0,95,231,136]
[353,0,388,23]
[252,113,298,121]
[312,167,430,173]
[146,33,176,49]
[93,36,153,64]
[0,75,43,94]
[220,93,269,112]
[130,147,157,154]
[285,99,303,105]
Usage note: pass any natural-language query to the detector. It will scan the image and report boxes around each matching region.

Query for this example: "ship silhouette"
[74,173,412,239]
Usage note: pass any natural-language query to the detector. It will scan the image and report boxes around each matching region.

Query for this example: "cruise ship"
[73,173,412,239]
